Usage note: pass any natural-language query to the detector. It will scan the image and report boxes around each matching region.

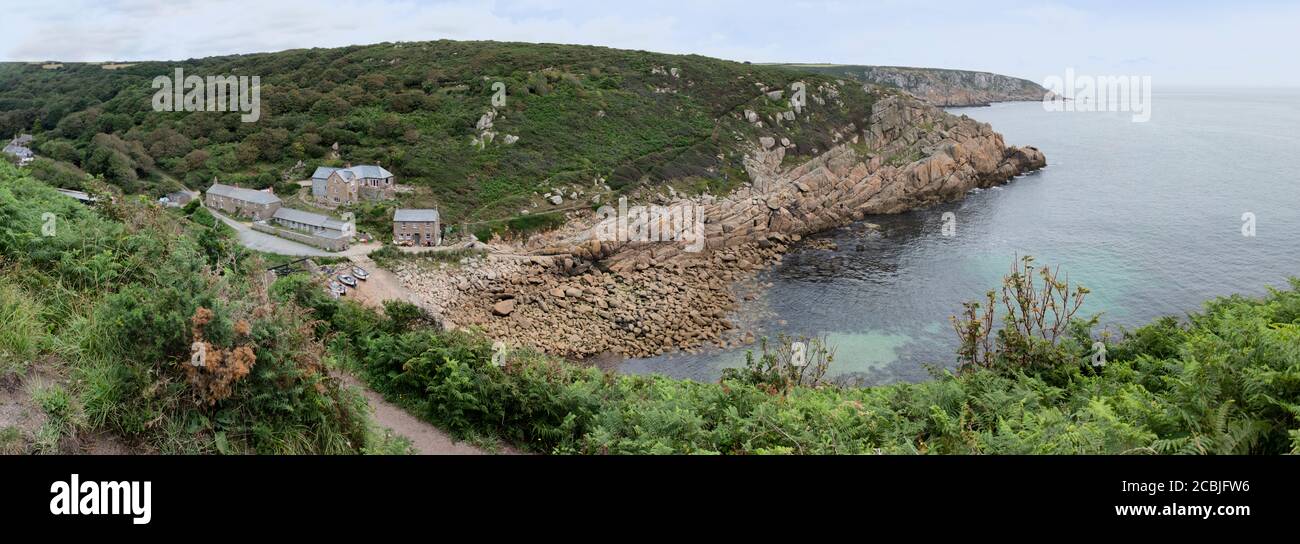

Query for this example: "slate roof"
[273,207,351,231]
[347,164,393,179]
[393,209,440,222]
[314,164,393,182]
[311,166,340,181]
[206,183,281,205]
[3,143,32,158]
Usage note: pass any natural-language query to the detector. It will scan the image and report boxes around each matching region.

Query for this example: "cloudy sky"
[2,0,1297,86]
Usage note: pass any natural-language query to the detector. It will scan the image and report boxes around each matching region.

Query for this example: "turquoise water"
[617,88,1300,384]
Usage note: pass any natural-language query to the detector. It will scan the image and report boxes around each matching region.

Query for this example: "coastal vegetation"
[367,244,487,270]
[4,157,1297,455]
[0,162,404,453]
[301,247,1300,454]
[0,41,876,233]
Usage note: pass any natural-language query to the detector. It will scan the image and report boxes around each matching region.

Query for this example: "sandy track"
[336,258,511,455]
[336,373,488,455]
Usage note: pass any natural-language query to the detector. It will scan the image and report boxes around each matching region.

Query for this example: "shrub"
[0,163,376,454]
[323,247,1300,454]
[721,334,834,394]
[950,255,1096,374]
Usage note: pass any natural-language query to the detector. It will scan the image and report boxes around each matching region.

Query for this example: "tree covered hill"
[0,41,880,228]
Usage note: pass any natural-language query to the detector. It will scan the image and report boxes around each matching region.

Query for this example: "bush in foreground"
[313,262,1300,454]
[0,163,390,453]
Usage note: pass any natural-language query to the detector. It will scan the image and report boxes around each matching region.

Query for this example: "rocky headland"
[782,64,1049,107]
[395,93,1045,359]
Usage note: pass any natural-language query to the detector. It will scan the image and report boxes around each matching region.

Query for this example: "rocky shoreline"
[397,241,789,357]
[394,93,1046,359]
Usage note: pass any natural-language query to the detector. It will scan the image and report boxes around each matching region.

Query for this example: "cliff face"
[575,93,1045,271]
[784,64,1047,107]
[403,94,1044,359]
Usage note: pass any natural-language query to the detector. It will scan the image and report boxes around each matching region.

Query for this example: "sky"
[2,0,1298,86]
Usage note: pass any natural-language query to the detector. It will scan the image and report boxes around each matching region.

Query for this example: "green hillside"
[0,41,879,233]
[5,148,1298,455]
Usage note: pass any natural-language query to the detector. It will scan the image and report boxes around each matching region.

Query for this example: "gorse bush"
[0,162,376,453]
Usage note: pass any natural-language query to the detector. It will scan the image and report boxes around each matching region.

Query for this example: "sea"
[615,88,1300,384]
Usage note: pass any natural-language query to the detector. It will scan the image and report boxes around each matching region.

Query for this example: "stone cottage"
[392,208,441,246]
[3,134,34,167]
[269,207,354,251]
[205,183,281,220]
[310,164,396,205]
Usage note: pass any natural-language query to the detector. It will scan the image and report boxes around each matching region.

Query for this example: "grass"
[0,426,24,454]
[280,187,337,216]
[886,148,924,166]
[33,383,78,454]
[368,245,488,270]
[0,161,395,454]
[0,278,45,377]
[470,210,569,242]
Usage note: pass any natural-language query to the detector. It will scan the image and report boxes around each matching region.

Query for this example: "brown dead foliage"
[185,307,256,405]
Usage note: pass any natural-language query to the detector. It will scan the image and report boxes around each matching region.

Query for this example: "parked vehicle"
[338,274,357,288]
[351,266,369,280]
[329,281,346,297]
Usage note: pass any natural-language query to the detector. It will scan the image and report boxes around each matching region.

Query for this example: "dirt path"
[334,259,509,454]
[337,373,491,455]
